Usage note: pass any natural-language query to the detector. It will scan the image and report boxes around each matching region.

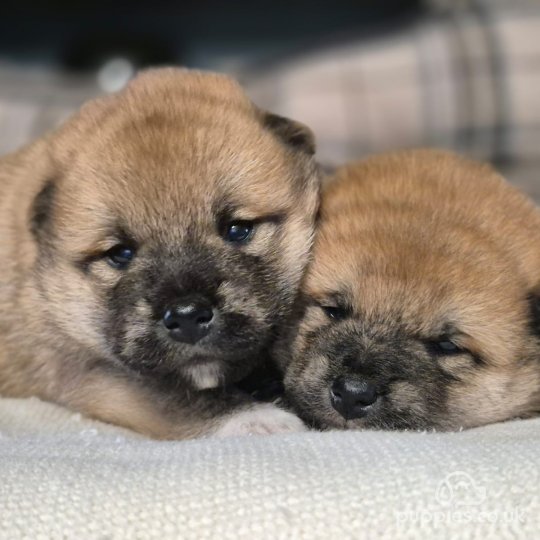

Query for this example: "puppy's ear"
[30,179,56,241]
[262,113,316,155]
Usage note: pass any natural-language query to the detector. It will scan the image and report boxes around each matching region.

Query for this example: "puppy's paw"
[212,403,307,438]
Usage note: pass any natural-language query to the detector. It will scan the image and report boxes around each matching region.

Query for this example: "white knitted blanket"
[0,397,538,539]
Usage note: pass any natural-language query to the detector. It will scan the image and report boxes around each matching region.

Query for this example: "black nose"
[163,295,215,344]
[330,376,378,420]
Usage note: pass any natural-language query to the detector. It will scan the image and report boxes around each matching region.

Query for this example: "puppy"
[0,68,320,439]
[280,150,540,431]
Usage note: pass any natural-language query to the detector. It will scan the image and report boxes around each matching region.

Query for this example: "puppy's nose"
[163,295,215,344]
[330,376,378,420]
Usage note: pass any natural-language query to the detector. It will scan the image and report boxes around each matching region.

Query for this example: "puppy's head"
[282,151,540,431]
[30,68,319,388]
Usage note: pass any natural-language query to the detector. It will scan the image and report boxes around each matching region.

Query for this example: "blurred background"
[0,0,539,195]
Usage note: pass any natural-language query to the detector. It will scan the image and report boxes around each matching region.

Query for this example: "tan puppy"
[0,68,320,439]
[280,150,540,431]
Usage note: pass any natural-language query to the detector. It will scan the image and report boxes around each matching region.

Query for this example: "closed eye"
[426,338,468,356]
[320,305,350,321]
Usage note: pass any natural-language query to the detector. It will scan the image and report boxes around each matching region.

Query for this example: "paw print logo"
[436,471,487,507]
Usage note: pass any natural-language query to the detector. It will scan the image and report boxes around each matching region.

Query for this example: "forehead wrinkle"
[339,269,454,333]
[65,181,210,249]
[115,78,256,133]
[92,108,264,180]
[78,112,298,224]
[87,139,218,211]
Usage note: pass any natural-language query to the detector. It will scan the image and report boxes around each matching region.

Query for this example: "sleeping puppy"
[0,68,319,439]
[280,150,540,431]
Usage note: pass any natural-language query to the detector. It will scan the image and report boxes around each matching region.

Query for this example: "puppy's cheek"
[261,217,314,295]
[286,351,330,386]
[284,323,348,426]
[89,262,126,288]
[231,224,310,312]
[285,353,336,422]
[217,282,267,326]
[447,378,490,429]
[381,376,458,431]
[290,309,329,359]
[438,355,476,379]
[108,296,177,372]
[217,251,284,316]
[387,381,430,422]
[116,299,154,359]
[447,367,537,429]
[39,266,109,353]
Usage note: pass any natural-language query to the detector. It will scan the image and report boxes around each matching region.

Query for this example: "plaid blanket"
[243,1,540,168]
[0,66,99,156]
[0,1,539,175]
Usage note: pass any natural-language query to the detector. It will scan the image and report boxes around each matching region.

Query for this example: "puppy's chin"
[299,403,442,432]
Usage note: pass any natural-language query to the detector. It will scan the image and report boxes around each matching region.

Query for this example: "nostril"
[354,386,378,407]
[195,309,214,325]
[163,309,179,330]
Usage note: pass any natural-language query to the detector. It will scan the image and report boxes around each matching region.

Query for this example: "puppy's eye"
[105,245,135,269]
[223,221,254,243]
[430,339,464,355]
[321,306,349,321]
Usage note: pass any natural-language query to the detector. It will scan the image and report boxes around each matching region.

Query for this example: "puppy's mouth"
[304,401,432,432]
[112,308,270,383]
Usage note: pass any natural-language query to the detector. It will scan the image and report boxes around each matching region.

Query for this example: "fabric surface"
[1,2,540,169]
[244,0,540,166]
[0,396,538,539]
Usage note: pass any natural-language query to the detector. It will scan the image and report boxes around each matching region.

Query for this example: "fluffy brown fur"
[280,149,540,431]
[0,68,320,439]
